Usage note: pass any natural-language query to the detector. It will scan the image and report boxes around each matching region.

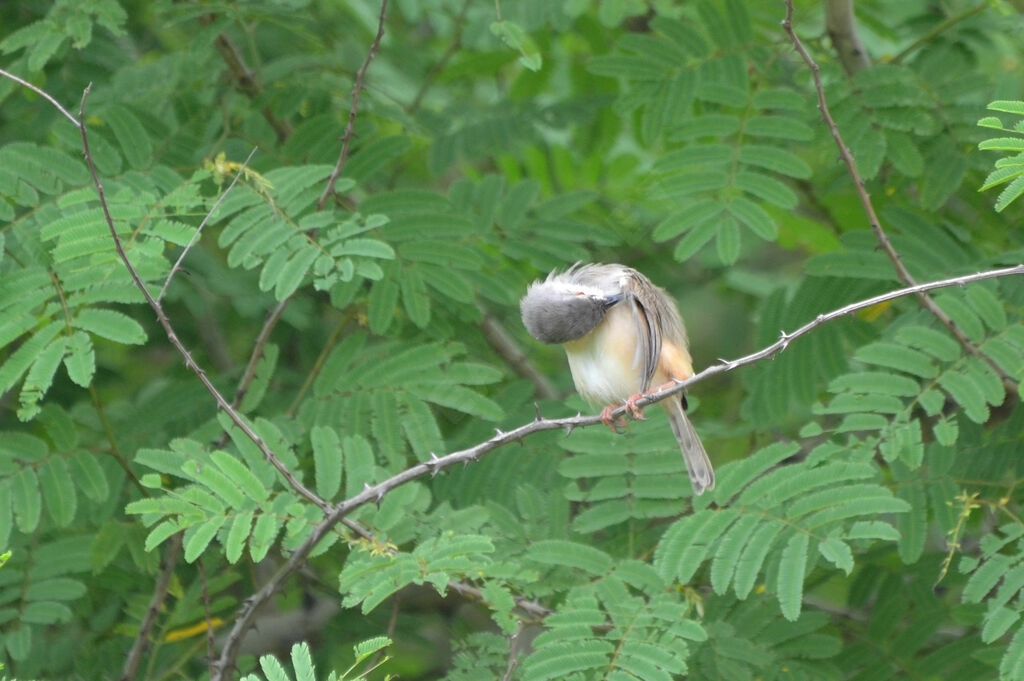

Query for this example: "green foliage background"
[1,0,1024,679]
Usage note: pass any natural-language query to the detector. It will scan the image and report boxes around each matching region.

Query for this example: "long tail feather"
[663,397,714,495]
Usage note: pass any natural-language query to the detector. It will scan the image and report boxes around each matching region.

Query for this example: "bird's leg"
[600,404,627,432]
[625,380,680,420]
[623,393,648,421]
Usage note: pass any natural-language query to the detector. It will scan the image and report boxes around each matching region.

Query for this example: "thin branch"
[286,308,355,416]
[501,620,525,681]
[448,580,553,620]
[227,297,290,415]
[367,595,401,671]
[158,147,258,303]
[77,84,332,516]
[0,67,81,128]
[120,533,182,681]
[318,0,389,211]
[824,0,870,75]
[406,0,473,114]
[479,304,559,400]
[199,559,217,676]
[781,0,1018,398]
[205,26,292,142]
[891,3,988,65]
[210,264,1024,681]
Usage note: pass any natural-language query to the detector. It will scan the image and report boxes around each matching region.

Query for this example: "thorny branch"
[211,264,1024,680]
[782,0,1019,398]
[77,84,333,518]
[227,0,389,437]
[119,533,182,681]
[158,147,258,303]
[318,0,389,210]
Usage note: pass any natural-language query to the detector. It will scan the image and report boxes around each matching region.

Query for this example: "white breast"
[563,303,644,406]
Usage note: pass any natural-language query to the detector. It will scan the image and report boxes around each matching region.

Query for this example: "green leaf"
[226,509,254,564]
[63,331,95,387]
[777,532,809,621]
[979,137,1024,151]
[526,540,612,575]
[490,20,542,71]
[733,521,783,598]
[716,217,741,265]
[19,335,68,420]
[653,201,723,241]
[12,467,41,533]
[311,425,342,500]
[353,635,392,662]
[290,641,316,681]
[400,266,431,328]
[938,370,989,423]
[103,105,152,169]
[818,537,854,575]
[734,170,798,209]
[69,452,109,502]
[367,278,399,334]
[727,197,776,240]
[995,174,1024,211]
[74,309,146,345]
[655,509,740,583]
[38,457,76,527]
[988,100,1024,115]
[710,514,760,594]
[210,450,269,503]
[672,221,717,261]
[855,342,937,378]
[250,512,280,562]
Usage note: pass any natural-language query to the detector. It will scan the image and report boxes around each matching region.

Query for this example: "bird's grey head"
[520,270,621,345]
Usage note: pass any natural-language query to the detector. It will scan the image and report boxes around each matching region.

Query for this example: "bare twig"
[205,27,292,142]
[781,0,1018,398]
[211,264,1024,681]
[226,297,290,416]
[199,559,217,676]
[0,67,81,128]
[448,580,553,620]
[318,0,389,211]
[891,3,988,65]
[367,595,401,671]
[824,0,870,75]
[406,0,473,114]
[120,533,182,681]
[480,305,559,400]
[158,147,258,303]
[501,620,525,681]
[77,84,331,516]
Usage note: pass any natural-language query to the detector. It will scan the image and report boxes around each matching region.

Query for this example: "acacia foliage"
[1,0,1024,679]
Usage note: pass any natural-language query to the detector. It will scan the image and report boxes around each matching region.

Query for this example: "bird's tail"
[663,397,714,495]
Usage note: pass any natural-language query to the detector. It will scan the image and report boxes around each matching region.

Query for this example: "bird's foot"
[624,393,648,421]
[600,404,627,433]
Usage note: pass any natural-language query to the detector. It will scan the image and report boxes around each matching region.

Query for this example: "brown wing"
[623,268,691,389]
[622,270,663,391]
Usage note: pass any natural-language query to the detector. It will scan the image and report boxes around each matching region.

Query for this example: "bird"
[519,262,714,495]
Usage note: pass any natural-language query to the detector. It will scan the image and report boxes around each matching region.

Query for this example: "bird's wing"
[622,270,662,391]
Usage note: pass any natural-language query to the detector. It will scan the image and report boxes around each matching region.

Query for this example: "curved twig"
[210,264,1024,681]
[782,0,1018,398]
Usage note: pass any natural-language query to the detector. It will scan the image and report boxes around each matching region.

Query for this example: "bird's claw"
[624,393,647,421]
[600,405,627,433]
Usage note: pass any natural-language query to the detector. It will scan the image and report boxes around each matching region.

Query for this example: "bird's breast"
[563,304,643,406]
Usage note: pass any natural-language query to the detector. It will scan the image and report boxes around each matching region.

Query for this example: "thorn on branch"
[426,452,443,478]
[534,402,543,421]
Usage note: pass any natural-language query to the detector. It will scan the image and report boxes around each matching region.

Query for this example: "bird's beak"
[601,293,623,308]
